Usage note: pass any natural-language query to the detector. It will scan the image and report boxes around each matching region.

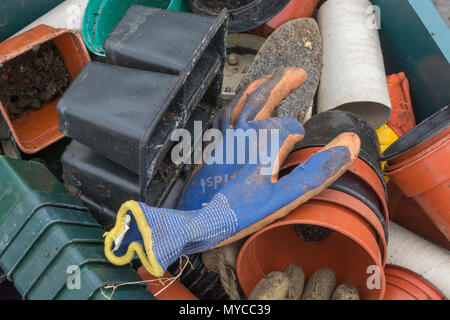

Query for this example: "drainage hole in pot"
[294,224,332,244]
[0,41,72,121]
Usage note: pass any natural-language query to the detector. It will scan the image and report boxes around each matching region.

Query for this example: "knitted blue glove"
[104,68,360,277]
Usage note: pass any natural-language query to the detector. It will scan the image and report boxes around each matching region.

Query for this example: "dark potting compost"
[0,42,71,120]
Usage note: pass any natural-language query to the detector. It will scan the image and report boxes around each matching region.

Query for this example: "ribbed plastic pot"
[284,146,389,226]
[384,107,450,239]
[189,0,290,33]
[138,268,198,300]
[0,157,154,300]
[0,25,90,154]
[167,253,228,300]
[294,110,387,199]
[317,0,392,129]
[82,0,187,56]
[236,196,386,300]
[250,0,320,37]
[384,265,446,300]
[387,181,450,251]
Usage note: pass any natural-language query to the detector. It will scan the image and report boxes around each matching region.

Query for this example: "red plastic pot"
[250,0,320,38]
[385,128,450,239]
[138,267,197,300]
[387,181,450,251]
[284,147,389,225]
[0,25,90,154]
[236,194,386,300]
[384,265,446,300]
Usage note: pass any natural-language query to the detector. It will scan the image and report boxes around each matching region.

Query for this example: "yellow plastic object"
[377,124,399,181]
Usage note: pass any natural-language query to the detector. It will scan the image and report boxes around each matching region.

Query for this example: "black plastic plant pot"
[168,253,228,300]
[329,171,388,243]
[61,108,214,228]
[57,6,226,194]
[61,140,140,229]
[294,110,385,190]
[380,105,449,162]
[189,0,290,32]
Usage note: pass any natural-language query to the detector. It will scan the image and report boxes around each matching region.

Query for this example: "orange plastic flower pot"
[236,198,386,300]
[386,72,416,138]
[387,181,450,251]
[0,24,90,154]
[137,267,197,300]
[313,189,387,266]
[384,265,446,300]
[385,132,450,239]
[250,0,320,37]
[284,147,389,225]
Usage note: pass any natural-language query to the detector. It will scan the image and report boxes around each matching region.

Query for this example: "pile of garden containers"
[0,0,448,301]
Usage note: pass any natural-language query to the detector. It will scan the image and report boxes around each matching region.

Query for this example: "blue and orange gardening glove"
[104,68,361,277]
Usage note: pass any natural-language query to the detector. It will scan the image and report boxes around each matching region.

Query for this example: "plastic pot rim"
[381,105,449,162]
[189,0,290,33]
[385,265,447,300]
[236,199,386,300]
[284,147,389,220]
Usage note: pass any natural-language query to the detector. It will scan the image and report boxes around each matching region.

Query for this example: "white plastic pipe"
[12,0,89,38]
[387,222,450,298]
[317,0,392,129]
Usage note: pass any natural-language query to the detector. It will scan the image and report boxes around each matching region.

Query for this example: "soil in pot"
[0,41,71,120]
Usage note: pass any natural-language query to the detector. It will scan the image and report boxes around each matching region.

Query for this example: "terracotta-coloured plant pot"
[0,25,90,154]
[138,267,197,300]
[384,265,446,300]
[236,195,386,300]
[249,0,320,38]
[385,128,450,239]
[386,72,416,138]
[284,147,389,225]
[387,181,450,251]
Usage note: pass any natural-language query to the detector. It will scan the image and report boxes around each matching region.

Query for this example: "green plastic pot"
[90,284,155,300]
[11,224,104,293]
[0,206,99,277]
[82,0,190,56]
[26,243,109,300]
[56,262,148,300]
[0,157,154,300]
